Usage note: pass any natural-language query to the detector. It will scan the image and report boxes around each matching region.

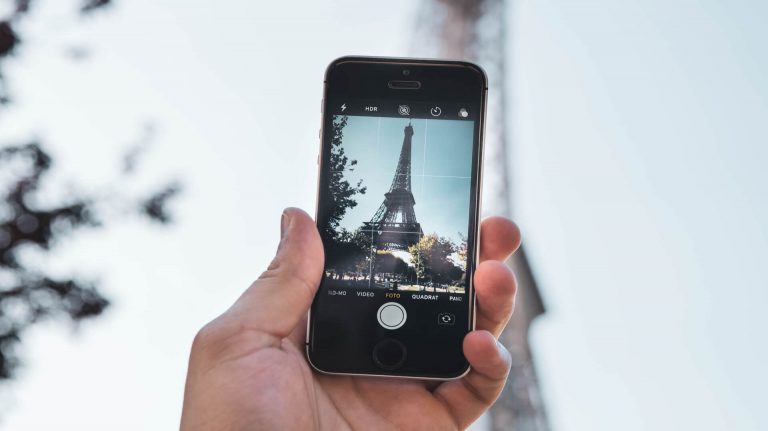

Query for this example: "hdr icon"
[364,106,378,112]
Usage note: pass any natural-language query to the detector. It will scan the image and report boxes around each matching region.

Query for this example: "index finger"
[479,217,521,262]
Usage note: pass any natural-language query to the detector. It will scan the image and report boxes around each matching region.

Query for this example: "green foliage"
[325,228,370,278]
[321,116,371,278]
[375,251,410,277]
[456,234,468,270]
[321,116,366,241]
[409,234,464,285]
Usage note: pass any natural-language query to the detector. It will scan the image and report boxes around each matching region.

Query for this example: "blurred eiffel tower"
[411,1,549,430]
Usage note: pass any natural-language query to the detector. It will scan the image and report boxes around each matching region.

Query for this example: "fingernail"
[276,210,293,257]
[280,210,293,240]
[496,338,512,364]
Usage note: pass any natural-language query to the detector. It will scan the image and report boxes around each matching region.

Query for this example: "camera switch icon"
[438,312,455,326]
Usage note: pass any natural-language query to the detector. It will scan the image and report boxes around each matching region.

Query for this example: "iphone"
[307,56,487,379]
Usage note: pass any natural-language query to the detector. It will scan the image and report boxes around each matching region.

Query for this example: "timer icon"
[430,106,442,117]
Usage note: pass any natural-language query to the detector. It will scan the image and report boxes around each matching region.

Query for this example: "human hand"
[180,207,521,430]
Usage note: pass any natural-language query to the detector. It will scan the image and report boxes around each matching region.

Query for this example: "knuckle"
[192,320,221,351]
[192,317,278,363]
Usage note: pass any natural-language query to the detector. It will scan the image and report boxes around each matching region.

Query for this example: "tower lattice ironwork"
[412,1,550,430]
[363,123,423,250]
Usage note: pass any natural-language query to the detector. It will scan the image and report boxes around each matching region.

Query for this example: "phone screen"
[309,59,485,378]
[322,101,476,291]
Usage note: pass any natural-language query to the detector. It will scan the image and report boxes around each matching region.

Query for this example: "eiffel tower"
[362,123,423,250]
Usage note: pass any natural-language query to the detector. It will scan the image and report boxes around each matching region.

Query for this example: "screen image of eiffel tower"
[321,114,474,294]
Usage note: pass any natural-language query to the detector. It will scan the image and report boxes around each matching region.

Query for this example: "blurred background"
[1,0,766,430]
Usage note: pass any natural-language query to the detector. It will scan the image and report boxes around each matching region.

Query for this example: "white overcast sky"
[1,0,766,430]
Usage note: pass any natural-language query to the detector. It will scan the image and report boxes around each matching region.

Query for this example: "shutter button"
[377,302,407,330]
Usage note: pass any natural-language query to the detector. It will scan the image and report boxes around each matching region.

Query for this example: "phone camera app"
[438,312,455,326]
[321,114,473,295]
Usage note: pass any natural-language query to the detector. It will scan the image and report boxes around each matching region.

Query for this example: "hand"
[180,208,521,430]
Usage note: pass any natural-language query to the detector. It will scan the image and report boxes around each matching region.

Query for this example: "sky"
[335,115,474,244]
[0,0,766,430]
[510,1,768,430]
[0,1,420,429]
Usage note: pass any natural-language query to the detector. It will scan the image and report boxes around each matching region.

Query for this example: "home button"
[372,339,407,370]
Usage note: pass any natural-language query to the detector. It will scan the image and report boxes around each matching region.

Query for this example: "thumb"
[225,207,324,344]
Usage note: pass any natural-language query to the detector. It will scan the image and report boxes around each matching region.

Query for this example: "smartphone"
[307,56,487,379]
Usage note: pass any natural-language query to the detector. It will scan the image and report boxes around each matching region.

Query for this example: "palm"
[315,365,456,430]
[217,329,458,430]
